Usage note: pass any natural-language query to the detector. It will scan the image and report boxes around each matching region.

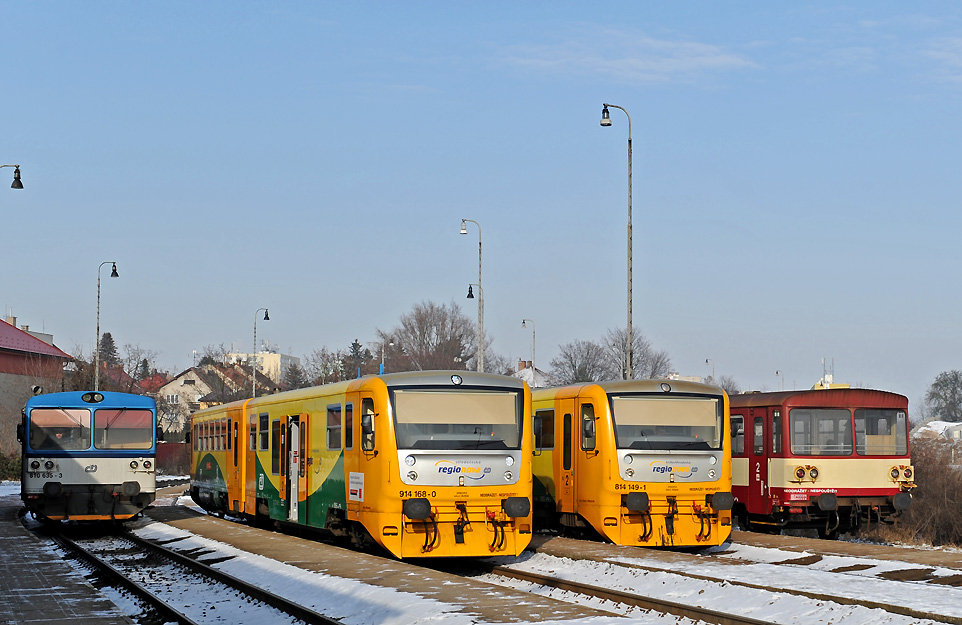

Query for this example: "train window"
[227,418,232,451]
[344,403,354,450]
[361,398,376,451]
[94,409,153,450]
[327,404,342,450]
[194,423,199,451]
[581,404,596,451]
[753,417,764,455]
[259,413,270,451]
[299,419,307,478]
[534,410,555,450]
[730,415,745,455]
[563,414,572,470]
[392,389,521,450]
[233,421,239,465]
[611,395,723,451]
[271,419,282,475]
[249,414,256,451]
[854,409,908,456]
[29,408,91,451]
[771,410,782,454]
[790,409,852,455]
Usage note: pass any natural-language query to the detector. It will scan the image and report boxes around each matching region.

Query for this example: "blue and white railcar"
[19,391,157,521]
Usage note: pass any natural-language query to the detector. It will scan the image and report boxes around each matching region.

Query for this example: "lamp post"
[521,319,536,370]
[252,308,269,397]
[1,164,23,189]
[705,358,715,383]
[94,261,119,392]
[466,283,484,372]
[460,218,484,372]
[600,103,633,379]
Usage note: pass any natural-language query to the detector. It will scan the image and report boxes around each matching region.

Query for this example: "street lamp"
[600,103,633,379]
[1,164,23,189]
[460,218,484,372]
[252,308,269,397]
[466,282,484,372]
[521,319,536,370]
[94,261,119,392]
[705,358,715,382]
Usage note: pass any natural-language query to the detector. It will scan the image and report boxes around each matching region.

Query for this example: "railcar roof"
[193,370,528,417]
[729,388,907,409]
[26,390,157,409]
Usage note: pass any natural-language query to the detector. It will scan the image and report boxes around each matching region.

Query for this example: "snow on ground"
[4,477,960,625]
[130,520,655,625]
[486,551,948,625]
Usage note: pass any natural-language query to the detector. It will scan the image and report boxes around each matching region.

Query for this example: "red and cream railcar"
[730,388,914,538]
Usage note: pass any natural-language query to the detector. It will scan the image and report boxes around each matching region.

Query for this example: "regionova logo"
[435,460,492,480]
[648,460,697,478]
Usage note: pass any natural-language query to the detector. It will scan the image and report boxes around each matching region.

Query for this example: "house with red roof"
[0,316,73,456]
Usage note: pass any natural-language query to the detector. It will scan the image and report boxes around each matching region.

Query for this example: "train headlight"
[30,460,40,470]
[504,471,513,481]
[624,455,633,465]
[44,460,55,470]
[407,471,418,481]
[505,456,515,467]
[890,467,901,479]
[130,460,139,469]
[795,467,806,480]
[625,468,635,477]
[809,467,819,480]
[143,460,152,470]
[404,455,416,467]
[709,456,717,465]
[903,468,913,479]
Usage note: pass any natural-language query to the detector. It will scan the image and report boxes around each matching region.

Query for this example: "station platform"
[0,491,133,625]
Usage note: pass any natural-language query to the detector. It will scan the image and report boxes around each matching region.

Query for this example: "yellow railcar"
[191,371,532,558]
[532,379,734,547]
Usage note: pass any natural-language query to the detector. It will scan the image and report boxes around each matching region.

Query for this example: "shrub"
[0,452,20,481]
[861,438,962,547]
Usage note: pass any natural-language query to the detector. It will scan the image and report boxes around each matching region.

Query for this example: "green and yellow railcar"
[532,379,733,548]
[191,371,532,558]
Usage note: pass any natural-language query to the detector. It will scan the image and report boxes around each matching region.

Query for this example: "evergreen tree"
[98,332,121,366]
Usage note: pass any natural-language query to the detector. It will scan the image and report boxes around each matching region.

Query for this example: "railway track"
[48,526,343,625]
[494,534,961,625]
[487,564,771,625]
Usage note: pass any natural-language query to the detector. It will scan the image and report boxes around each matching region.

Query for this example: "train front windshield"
[393,389,522,450]
[611,395,724,451]
[790,408,909,456]
[29,408,91,451]
[30,407,154,452]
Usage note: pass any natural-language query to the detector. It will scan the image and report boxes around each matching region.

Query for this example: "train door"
[287,415,305,522]
[244,409,260,515]
[557,397,577,513]
[748,409,770,514]
[343,394,361,517]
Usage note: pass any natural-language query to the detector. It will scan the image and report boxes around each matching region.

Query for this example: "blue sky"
[2,2,960,412]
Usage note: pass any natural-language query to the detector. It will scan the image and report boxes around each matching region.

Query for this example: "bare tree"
[925,370,962,423]
[199,343,232,365]
[550,339,609,384]
[303,347,347,384]
[121,344,159,389]
[378,301,475,371]
[603,327,672,380]
[715,374,741,396]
